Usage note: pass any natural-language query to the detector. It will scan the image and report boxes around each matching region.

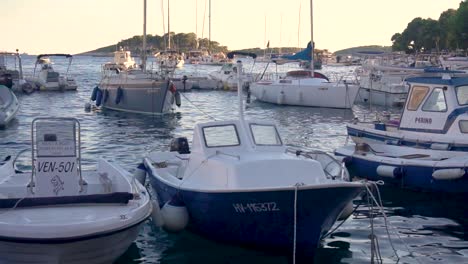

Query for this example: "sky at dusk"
[1,0,463,54]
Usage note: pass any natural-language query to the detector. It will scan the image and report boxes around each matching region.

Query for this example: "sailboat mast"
[205,0,211,53]
[309,0,314,72]
[196,0,198,49]
[168,0,171,50]
[142,0,147,72]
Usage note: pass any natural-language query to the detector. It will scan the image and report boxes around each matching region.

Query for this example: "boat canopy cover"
[36,54,73,60]
[227,51,257,59]
[406,76,468,86]
[423,67,466,74]
[277,42,312,62]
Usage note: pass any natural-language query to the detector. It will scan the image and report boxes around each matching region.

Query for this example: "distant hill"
[333,46,392,55]
[77,32,228,56]
[77,32,392,58]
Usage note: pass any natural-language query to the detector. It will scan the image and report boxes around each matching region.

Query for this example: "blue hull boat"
[147,168,363,255]
[335,143,468,193]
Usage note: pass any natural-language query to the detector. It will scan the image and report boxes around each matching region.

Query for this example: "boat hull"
[355,87,407,107]
[148,170,362,256]
[250,82,359,109]
[335,147,468,193]
[0,86,19,127]
[0,222,144,264]
[347,125,468,152]
[99,83,174,114]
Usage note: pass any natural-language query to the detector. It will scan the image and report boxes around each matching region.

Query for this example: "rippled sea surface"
[1,55,467,263]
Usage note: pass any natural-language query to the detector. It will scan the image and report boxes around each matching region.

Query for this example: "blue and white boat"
[335,143,468,193]
[143,61,364,259]
[348,73,468,151]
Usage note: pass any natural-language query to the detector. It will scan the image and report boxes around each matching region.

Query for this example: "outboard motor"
[169,137,190,154]
[0,74,13,89]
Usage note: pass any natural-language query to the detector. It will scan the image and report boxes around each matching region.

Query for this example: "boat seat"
[0,192,134,209]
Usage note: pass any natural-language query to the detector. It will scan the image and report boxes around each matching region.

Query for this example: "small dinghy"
[144,61,364,260]
[0,84,19,127]
[0,118,151,264]
[335,143,468,193]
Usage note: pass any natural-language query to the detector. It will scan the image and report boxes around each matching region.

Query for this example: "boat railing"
[285,147,348,181]
[328,72,359,85]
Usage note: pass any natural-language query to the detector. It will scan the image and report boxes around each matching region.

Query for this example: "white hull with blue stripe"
[335,143,468,193]
[348,75,468,151]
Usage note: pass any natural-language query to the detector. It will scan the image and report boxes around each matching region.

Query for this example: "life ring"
[115,87,123,104]
[91,86,99,101]
[95,88,103,106]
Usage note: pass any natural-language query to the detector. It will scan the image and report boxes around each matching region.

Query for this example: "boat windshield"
[407,86,429,111]
[250,124,282,146]
[203,124,240,148]
[456,85,468,105]
[422,88,447,112]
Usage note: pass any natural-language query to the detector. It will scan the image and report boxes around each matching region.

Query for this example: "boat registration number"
[232,202,280,213]
[37,161,76,173]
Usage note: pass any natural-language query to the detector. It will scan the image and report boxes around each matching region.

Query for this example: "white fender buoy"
[151,200,165,227]
[277,91,285,105]
[133,163,147,185]
[261,89,266,100]
[432,168,465,180]
[376,165,401,178]
[337,201,354,221]
[160,198,189,232]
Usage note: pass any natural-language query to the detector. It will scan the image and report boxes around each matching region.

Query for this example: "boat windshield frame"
[249,123,283,146]
[202,124,241,148]
[455,85,468,106]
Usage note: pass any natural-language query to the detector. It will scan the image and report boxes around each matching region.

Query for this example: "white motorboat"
[0,85,19,127]
[143,61,364,260]
[0,118,152,264]
[27,54,78,91]
[208,52,256,91]
[0,51,33,93]
[155,50,185,71]
[348,72,468,151]
[439,55,468,72]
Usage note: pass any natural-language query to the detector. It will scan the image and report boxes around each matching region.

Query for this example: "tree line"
[93,32,228,54]
[391,0,467,53]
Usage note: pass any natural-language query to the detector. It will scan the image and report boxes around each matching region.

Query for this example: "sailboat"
[155,0,184,71]
[249,0,359,109]
[143,60,365,260]
[91,0,180,114]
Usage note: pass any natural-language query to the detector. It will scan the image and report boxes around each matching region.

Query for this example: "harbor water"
[1,55,467,263]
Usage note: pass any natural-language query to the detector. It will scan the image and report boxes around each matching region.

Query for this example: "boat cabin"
[395,75,468,135]
[189,120,285,157]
